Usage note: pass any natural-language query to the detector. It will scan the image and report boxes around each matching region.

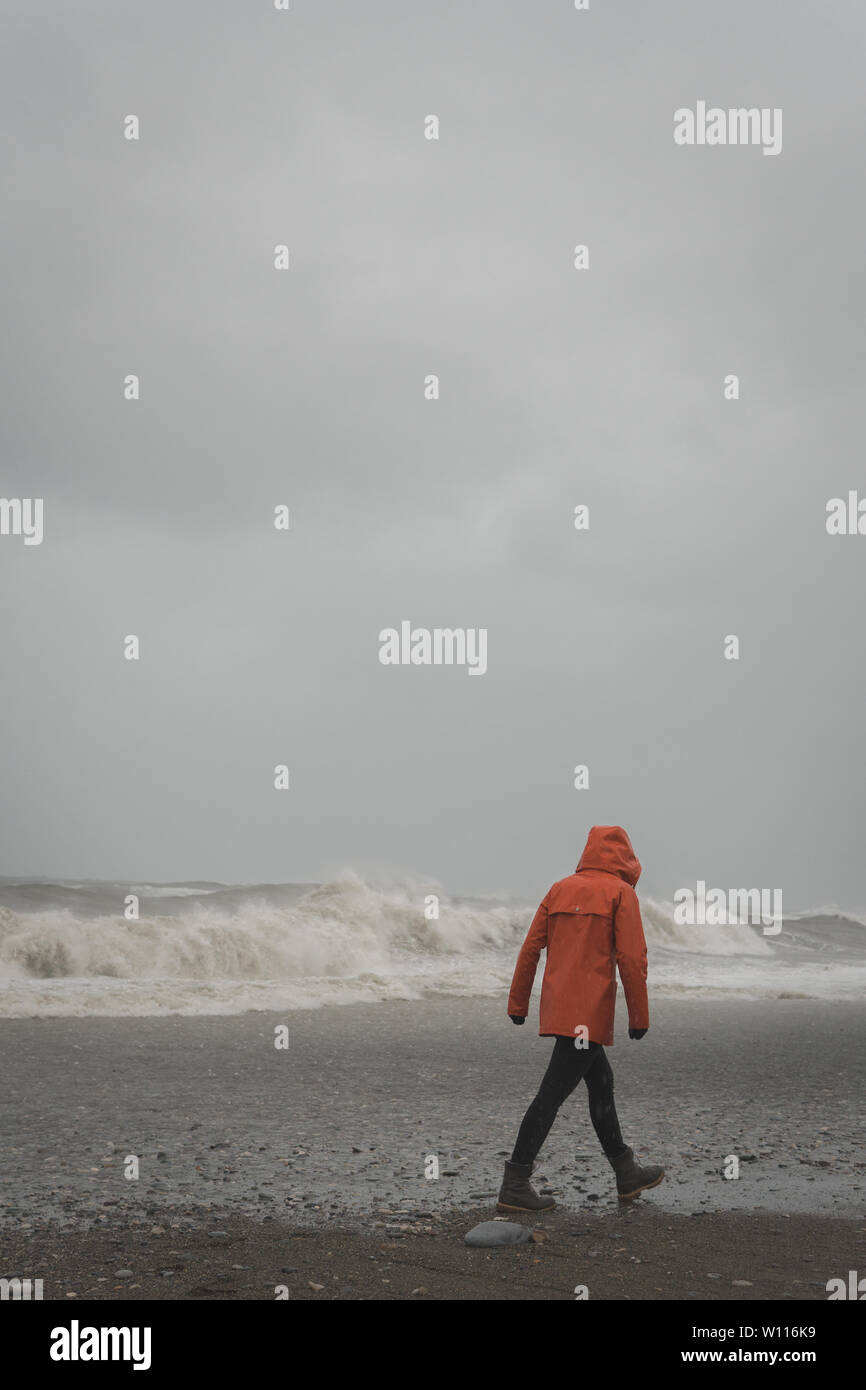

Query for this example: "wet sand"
[2,1206,862,1300]
[1,996,863,1299]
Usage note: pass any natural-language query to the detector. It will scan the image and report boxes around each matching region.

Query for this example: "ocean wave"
[0,875,862,1017]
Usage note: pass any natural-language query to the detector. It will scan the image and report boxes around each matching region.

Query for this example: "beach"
[1,996,863,1300]
[3,1207,862,1301]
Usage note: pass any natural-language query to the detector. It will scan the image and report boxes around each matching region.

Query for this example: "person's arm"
[507,892,550,1021]
[613,884,649,1033]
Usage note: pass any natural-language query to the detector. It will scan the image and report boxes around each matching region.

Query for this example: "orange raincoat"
[507,826,649,1045]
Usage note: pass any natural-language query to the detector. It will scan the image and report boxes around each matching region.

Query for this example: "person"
[498,825,664,1212]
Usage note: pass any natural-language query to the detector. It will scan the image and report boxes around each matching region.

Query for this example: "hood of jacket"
[575,825,641,887]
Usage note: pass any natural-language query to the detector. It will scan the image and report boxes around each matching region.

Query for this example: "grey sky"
[1,0,864,907]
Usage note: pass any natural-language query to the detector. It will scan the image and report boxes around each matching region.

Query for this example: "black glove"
[509,1015,526,1025]
[628,1027,648,1039]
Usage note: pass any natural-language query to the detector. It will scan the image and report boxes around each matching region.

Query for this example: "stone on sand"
[464,1221,532,1248]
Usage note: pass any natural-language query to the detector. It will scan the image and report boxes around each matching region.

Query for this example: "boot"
[608,1145,664,1201]
[496,1159,555,1212]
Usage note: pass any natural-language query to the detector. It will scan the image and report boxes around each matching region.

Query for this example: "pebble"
[465,1221,532,1248]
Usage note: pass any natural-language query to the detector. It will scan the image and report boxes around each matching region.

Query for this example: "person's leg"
[510,1037,597,1166]
[583,1046,628,1159]
[584,1047,665,1199]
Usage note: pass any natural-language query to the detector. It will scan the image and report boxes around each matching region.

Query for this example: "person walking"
[498,825,664,1212]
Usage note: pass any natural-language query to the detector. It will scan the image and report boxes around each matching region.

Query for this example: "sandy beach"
[3,1206,862,1301]
[2,996,863,1300]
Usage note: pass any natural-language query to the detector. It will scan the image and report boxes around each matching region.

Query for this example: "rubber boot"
[608,1145,664,1201]
[496,1159,555,1213]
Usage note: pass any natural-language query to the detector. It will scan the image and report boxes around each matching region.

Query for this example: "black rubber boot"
[608,1145,664,1200]
[496,1159,555,1212]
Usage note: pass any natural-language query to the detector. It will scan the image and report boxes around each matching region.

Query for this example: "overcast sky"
[1,0,864,908]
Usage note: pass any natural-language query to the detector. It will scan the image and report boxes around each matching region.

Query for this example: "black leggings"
[511,1037,627,1166]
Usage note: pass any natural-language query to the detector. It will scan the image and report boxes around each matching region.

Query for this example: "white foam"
[0,877,861,1017]
[640,898,775,956]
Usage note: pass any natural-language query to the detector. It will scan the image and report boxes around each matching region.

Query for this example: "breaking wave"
[0,874,863,1017]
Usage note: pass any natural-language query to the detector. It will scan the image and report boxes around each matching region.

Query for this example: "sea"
[0,874,864,1018]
